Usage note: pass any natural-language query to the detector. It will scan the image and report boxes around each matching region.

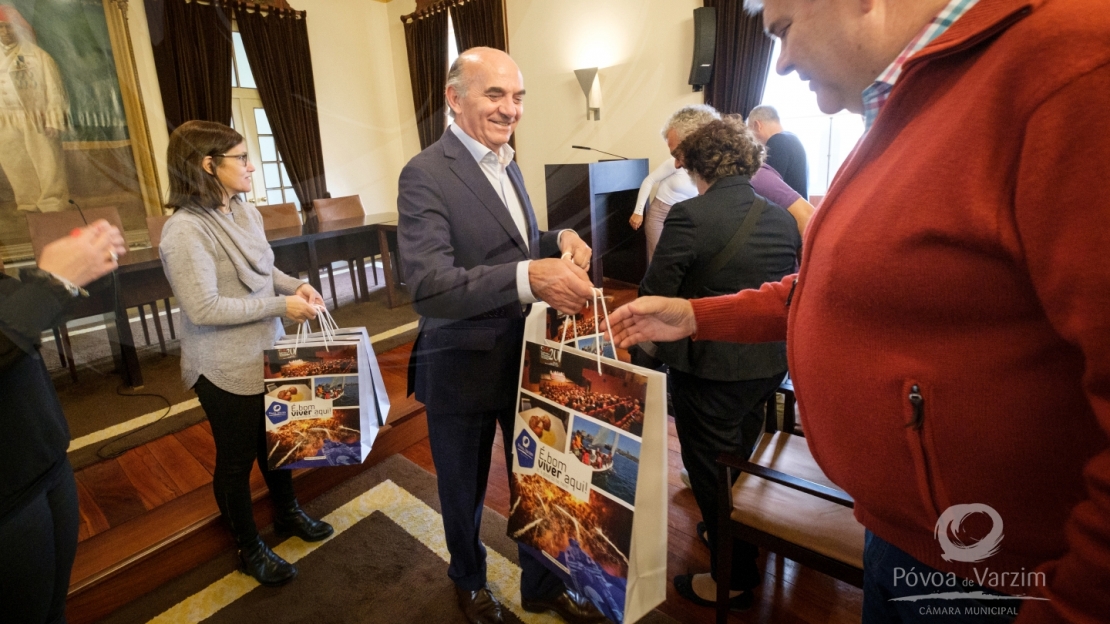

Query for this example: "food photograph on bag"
[518,394,569,451]
[521,342,647,437]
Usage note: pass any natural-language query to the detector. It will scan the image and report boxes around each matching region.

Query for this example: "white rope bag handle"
[294,304,338,350]
[555,288,613,373]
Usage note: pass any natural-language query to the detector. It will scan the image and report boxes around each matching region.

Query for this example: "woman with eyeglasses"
[159,120,331,587]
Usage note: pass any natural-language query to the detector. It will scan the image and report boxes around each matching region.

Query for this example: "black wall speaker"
[688,7,717,91]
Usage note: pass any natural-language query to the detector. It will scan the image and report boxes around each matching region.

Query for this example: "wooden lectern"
[544,158,649,287]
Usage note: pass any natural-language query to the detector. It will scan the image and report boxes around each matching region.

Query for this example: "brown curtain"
[237,6,328,206]
[702,0,773,118]
[402,8,449,150]
[145,0,233,131]
[450,0,507,52]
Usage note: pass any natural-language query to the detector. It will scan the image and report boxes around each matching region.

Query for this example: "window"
[444,12,459,126]
[230,27,298,210]
[759,40,864,196]
[254,108,297,208]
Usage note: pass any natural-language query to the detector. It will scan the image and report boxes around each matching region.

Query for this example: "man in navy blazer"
[397,47,605,624]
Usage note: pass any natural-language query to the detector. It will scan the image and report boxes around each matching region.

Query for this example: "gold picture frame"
[0,0,164,262]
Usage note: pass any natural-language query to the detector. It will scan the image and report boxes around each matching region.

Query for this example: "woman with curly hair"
[630,105,814,262]
[639,116,801,610]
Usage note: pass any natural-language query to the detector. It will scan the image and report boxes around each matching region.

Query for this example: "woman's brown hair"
[677,115,764,185]
[166,120,244,211]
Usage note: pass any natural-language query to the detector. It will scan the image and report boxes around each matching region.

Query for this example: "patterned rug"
[99,455,679,624]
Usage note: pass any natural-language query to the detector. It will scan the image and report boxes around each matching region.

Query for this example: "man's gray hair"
[444,55,469,121]
[747,105,780,124]
[743,0,764,12]
[661,104,721,141]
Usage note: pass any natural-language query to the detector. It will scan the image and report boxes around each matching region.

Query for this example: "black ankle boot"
[274,501,334,542]
[238,536,297,586]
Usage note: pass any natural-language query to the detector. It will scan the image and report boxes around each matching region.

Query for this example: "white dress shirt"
[449,123,541,303]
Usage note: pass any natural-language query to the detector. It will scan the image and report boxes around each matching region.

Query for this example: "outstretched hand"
[602,296,697,348]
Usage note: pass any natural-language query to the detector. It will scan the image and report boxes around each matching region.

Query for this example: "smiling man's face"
[447,48,525,152]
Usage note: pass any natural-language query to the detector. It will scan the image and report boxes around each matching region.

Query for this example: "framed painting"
[0,0,161,262]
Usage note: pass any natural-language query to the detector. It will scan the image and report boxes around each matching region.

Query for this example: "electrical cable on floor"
[95,383,174,460]
[95,270,177,460]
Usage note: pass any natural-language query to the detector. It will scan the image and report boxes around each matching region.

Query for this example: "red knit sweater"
[690,0,1110,621]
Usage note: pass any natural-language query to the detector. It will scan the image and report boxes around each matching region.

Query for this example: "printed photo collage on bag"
[510,339,647,619]
[261,344,363,469]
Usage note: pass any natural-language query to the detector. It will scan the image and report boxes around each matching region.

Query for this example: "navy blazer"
[640,175,800,382]
[398,130,562,413]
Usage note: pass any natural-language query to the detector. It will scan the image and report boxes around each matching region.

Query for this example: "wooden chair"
[311,195,378,308]
[810,194,825,208]
[257,202,302,231]
[145,215,176,348]
[713,389,864,622]
[26,208,128,380]
[257,203,312,285]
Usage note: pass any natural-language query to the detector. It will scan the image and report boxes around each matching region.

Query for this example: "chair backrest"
[311,195,365,222]
[257,202,303,231]
[27,207,125,262]
[810,195,825,208]
[146,214,172,248]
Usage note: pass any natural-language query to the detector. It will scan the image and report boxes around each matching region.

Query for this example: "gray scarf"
[184,197,273,293]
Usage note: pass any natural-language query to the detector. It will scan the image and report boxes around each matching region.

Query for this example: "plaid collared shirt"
[861,0,980,131]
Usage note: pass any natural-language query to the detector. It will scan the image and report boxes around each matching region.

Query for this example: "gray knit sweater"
[159,199,304,395]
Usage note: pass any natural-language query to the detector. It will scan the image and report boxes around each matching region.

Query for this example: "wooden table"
[95,212,398,388]
[374,221,408,309]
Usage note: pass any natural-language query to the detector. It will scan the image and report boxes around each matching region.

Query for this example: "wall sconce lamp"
[574,67,602,121]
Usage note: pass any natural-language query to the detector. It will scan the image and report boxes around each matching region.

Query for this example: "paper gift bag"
[509,302,668,623]
[261,320,388,470]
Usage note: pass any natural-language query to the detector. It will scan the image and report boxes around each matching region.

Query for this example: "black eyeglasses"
[218,153,251,165]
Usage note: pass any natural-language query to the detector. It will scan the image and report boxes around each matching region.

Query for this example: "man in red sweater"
[607,0,1110,622]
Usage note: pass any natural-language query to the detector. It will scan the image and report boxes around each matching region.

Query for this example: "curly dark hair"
[676,115,764,184]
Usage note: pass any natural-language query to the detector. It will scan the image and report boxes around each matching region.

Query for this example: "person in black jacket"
[747,105,809,200]
[0,219,126,624]
[639,117,800,610]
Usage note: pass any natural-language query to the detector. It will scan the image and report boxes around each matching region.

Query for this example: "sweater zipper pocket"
[906,383,941,517]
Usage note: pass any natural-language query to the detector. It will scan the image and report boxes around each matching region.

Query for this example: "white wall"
[298,0,408,214]
[506,0,704,226]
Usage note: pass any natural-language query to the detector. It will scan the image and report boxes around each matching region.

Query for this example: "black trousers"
[194,376,296,543]
[670,368,785,591]
[426,405,563,600]
[0,461,78,624]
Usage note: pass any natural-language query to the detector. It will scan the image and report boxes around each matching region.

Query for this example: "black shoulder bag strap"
[680,196,767,298]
